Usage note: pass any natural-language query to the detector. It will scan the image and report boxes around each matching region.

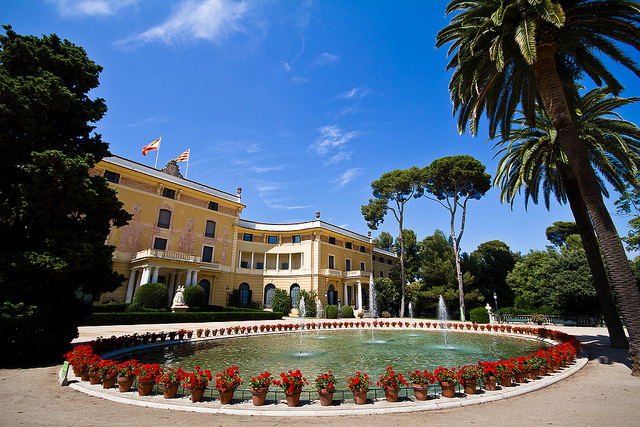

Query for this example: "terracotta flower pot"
[89,374,101,385]
[102,376,117,389]
[190,388,206,402]
[138,380,155,396]
[80,370,90,381]
[285,389,302,407]
[412,384,429,401]
[217,388,235,404]
[526,370,538,380]
[483,376,497,391]
[352,389,368,405]
[463,380,477,395]
[318,389,334,406]
[383,387,400,402]
[117,377,135,392]
[439,381,456,398]
[251,387,268,406]
[499,375,512,387]
[513,373,526,383]
[163,382,179,399]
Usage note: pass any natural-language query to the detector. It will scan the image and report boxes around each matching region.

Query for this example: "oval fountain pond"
[116,329,549,389]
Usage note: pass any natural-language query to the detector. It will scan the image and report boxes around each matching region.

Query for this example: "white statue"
[172,285,186,306]
[485,303,492,313]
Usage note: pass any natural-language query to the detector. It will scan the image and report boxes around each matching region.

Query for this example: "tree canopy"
[546,221,579,247]
[0,26,130,365]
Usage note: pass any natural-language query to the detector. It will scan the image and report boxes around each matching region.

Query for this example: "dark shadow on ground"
[578,334,631,370]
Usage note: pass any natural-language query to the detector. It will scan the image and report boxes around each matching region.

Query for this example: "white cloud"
[324,151,352,166]
[119,0,249,45]
[48,0,138,17]
[254,181,312,210]
[291,76,310,84]
[316,52,338,66]
[334,168,363,187]
[336,105,362,117]
[246,143,260,153]
[252,165,285,173]
[310,125,357,156]
[337,87,370,100]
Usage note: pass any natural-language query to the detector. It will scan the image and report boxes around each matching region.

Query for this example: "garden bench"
[553,319,577,326]
[505,318,528,324]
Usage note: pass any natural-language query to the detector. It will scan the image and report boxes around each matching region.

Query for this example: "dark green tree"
[373,277,400,316]
[395,229,421,284]
[372,231,395,251]
[546,221,580,247]
[616,189,640,251]
[417,155,491,321]
[470,240,519,308]
[437,0,640,374]
[0,27,130,365]
[362,167,420,317]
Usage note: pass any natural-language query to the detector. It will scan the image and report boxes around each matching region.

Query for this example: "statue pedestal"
[171,305,189,313]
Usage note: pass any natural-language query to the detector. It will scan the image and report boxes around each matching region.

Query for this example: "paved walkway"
[1,321,639,426]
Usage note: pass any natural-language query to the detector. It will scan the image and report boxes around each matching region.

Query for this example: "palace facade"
[91,156,397,312]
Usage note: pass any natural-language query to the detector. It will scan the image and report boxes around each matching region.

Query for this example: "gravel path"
[1,325,638,426]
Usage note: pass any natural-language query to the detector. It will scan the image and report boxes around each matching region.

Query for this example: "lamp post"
[226,286,229,306]
[324,291,328,318]
[493,292,498,323]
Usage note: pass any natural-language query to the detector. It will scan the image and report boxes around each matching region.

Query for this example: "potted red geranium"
[458,365,480,394]
[346,371,371,405]
[182,366,212,402]
[249,371,272,406]
[275,370,308,407]
[215,366,242,404]
[134,363,163,396]
[115,360,139,392]
[408,370,434,400]
[315,371,337,406]
[156,367,185,399]
[433,367,459,398]
[377,367,407,402]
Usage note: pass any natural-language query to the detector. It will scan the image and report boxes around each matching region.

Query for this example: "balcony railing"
[346,270,371,279]
[133,248,200,263]
[323,269,344,277]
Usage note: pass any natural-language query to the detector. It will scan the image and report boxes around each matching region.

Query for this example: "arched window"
[264,283,275,308]
[198,279,210,305]
[328,284,335,306]
[290,283,300,308]
[239,283,251,308]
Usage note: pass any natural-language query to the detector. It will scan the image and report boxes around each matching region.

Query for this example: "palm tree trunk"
[561,170,628,348]
[534,45,640,375]
[398,214,406,318]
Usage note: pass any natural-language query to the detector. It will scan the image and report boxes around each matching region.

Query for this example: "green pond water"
[117,329,548,389]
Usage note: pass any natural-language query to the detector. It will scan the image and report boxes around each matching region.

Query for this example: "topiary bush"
[469,307,489,324]
[341,305,354,318]
[324,304,338,319]
[183,284,205,307]
[132,283,168,310]
[271,288,290,315]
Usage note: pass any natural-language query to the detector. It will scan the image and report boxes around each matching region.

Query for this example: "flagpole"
[185,148,190,179]
[154,140,161,168]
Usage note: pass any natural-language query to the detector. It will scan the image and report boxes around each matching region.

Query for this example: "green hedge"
[183,285,205,307]
[469,307,489,324]
[92,303,128,313]
[80,310,284,326]
[132,283,168,309]
[187,305,265,313]
[340,305,354,318]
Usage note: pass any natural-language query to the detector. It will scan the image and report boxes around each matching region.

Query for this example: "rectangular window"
[345,259,351,271]
[360,246,366,253]
[328,255,335,270]
[292,235,301,243]
[241,261,249,268]
[243,233,253,242]
[281,263,289,270]
[256,262,264,269]
[379,257,385,263]
[153,238,167,250]
[205,220,216,238]
[345,242,352,249]
[268,235,278,244]
[328,236,336,245]
[360,262,366,271]
[208,201,219,211]
[202,245,213,263]
[372,255,376,261]
[380,270,384,278]
[388,259,392,265]
[157,209,171,229]
[162,188,176,199]
[104,170,120,183]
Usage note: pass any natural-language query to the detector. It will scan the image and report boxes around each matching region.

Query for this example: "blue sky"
[4,0,640,257]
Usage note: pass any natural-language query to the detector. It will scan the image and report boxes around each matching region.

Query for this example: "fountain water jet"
[408,302,414,319]
[437,295,450,348]
[298,296,307,354]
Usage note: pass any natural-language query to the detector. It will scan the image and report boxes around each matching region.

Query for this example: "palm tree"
[436,0,640,375]
[493,88,640,348]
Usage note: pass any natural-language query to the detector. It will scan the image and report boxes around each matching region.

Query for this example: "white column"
[238,250,243,268]
[251,252,255,269]
[277,253,280,270]
[151,266,160,283]
[140,266,152,286]
[344,283,348,306]
[263,253,267,270]
[125,270,137,303]
[192,270,199,287]
[175,272,183,289]
[185,269,193,287]
[357,281,363,310]
[167,273,175,305]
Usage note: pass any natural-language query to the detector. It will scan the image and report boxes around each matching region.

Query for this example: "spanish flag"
[175,149,190,162]
[142,137,161,156]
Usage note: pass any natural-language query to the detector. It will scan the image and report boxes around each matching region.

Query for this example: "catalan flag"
[142,137,161,156]
[175,149,190,162]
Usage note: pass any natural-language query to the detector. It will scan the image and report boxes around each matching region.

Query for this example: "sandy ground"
[1,323,639,426]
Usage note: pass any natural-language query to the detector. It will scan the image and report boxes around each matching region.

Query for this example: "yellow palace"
[91,156,397,313]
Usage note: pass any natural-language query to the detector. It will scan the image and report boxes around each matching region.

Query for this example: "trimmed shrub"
[324,304,338,319]
[132,283,168,310]
[271,288,290,315]
[469,307,489,324]
[184,284,205,307]
[92,303,128,313]
[341,305,354,318]
[80,310,283,326]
